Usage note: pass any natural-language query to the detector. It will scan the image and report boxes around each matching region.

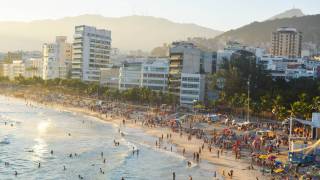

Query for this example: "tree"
[272,95,287,121]
[311,96,320,112]
[290,93,312,119]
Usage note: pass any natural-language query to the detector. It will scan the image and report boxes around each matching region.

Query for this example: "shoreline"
[1,94,268,180]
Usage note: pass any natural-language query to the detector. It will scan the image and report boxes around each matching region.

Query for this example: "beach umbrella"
[273,168,284,173]
[274,160,282,167]
[259,155,268,159]
[268,155,277,160]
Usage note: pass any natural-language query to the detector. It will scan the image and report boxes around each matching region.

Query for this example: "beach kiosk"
[312,113,320,140]
[288,113,320,164]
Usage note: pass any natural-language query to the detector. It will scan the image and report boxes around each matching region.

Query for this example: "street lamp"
[193,99,198,115]
[247,77,250,123]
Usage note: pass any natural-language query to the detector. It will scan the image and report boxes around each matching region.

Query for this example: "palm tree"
[272,95,287,121]
[311,96,320,112]
[290,93,312,120]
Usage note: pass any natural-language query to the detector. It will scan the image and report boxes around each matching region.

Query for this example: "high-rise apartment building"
[42,36,72,80]
[72,25,111,82]
[168,42,202,95]
[168,41,215,107]
[271,27,302,58]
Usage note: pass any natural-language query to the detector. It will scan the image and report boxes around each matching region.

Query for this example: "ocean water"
[0,96,217,180]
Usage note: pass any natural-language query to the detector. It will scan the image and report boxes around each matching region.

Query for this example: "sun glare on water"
[37,120,51,134]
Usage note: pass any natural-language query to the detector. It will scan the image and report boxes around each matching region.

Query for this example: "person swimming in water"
[187,161,192,167]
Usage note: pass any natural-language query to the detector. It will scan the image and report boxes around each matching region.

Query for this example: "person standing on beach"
[172,172,176,180]
[230,169,234,178]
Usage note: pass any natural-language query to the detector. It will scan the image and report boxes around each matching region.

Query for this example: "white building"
[257,55,319,80]
[142,59,169,91]
[180,73,205,106]
[119,62,142,90]
[118,58,169,91]
[42,36,72,80]
[285,66,315,80]
[72,25,111,82]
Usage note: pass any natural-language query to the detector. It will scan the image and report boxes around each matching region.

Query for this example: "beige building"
[271,27,302,58]
[43,36,72,80]
[3,60,25,80]
[2,59,43,80]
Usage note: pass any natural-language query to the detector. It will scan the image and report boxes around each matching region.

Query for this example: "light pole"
[193,99,198,115]
[289,114,293,151]
[247,77,250,123]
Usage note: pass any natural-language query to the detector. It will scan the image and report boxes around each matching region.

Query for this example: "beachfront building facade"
[141,59,169,91]
[24,58,43,78]
[119,62,143,90]
[42,36,72,80]
[2,60,25,80]
[180,73,205,106]
[118,58,169,91]
[72,25,111,82]
[2,58,43,80]
[168,41,215,107]
[271,27,302,58]
[100,66,120,89]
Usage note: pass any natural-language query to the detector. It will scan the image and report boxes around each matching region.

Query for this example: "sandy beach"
[0,82,272,180]
[17,96,267,180]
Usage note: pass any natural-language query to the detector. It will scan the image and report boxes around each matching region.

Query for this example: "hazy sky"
[1,0,319,31]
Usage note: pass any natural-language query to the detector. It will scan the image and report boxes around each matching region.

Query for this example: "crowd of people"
[2,85,319,179]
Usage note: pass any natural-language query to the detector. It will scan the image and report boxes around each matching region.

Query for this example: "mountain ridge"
[268,8,305,20]
[188,13,320,51]
[0,14,222,52]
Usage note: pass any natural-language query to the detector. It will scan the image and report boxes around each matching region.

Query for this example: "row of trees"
[212,50,320,121]
[0,75,179,106]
